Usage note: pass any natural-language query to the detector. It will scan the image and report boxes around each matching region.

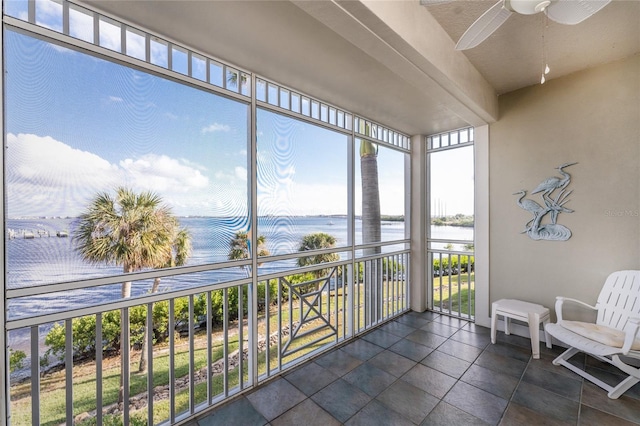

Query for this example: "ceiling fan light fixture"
[505,0,552,15]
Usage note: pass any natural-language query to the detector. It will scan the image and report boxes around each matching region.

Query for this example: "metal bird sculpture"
[513,189,544,232]
[515,162,577,241]
[531,162,577,198]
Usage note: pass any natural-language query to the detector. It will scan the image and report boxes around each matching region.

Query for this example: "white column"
[474,125,491,327]
[409,134,427,312]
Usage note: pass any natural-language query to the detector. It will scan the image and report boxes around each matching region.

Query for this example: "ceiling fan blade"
[455,1,512,50]
[545,0,611,25]
[419,0,453,5]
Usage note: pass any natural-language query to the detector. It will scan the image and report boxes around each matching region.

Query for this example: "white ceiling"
[83,0,639,136]
[423,0,640,94]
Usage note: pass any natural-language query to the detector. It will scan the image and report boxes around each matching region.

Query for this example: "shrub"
[9,348,26,372]
[44,311,122,361]
[44,283,285,361]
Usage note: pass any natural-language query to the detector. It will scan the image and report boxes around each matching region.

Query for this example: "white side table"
[491,299,552,359]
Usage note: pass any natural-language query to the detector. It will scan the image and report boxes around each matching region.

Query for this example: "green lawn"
[433,273,475,316]
[11,281,407,425]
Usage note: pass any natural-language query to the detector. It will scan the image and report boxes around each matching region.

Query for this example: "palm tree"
[297,233,340,284]
[360,138,382,322]
[360,139,381,254]
[74,187,191,387]
[228,231,270,276]
[137,226,191,372]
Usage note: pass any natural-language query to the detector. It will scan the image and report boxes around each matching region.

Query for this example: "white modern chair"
[545,270,640,399]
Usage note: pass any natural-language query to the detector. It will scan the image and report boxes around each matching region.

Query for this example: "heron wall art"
[514,162,576,241]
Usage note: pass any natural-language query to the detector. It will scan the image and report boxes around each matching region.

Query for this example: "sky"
[4,1,472,219]
[5,29,251,218]
[429,146,475,217]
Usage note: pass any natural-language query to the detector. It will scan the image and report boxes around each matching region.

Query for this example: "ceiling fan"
[421,0,611,50]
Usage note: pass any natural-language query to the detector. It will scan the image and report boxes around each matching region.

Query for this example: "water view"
[7,216,471,321]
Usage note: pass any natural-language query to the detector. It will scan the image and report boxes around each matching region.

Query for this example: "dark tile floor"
[190,310,640,425]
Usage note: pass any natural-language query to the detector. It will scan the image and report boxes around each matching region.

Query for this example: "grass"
[10,338,241,426]
[433,273,475,316]
[11,281,408,425]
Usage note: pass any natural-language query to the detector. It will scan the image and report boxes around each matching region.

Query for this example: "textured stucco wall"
[489,54,640,320]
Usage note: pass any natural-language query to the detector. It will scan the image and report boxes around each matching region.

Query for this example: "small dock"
[7,229,69,239]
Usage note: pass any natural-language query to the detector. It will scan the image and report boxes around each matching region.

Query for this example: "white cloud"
[235,166,247,181]
[119,154,209,192]
[35,0,63,32]
[258,181,347,216]
[49,43,75,54]
[150,39,168,67]
[5,133,217,217]
[125,30,146,61]
[6,133,121,217]
[7,133,119,186]
[214,165,247,184]
[108,96,124,103]
[69,6,94,43]
[164,112,178,120]
[98,19,121,52]
[201,123,230,134]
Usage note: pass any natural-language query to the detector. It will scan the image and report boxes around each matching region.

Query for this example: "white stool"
[491,299,552,359]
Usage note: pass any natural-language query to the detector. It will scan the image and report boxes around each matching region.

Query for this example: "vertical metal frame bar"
[62,0,69,35]
[206,291,213,403]
[426,139,433,311]
[92,9,99,47]
[347,125,355,338]
[456,254,462,316]
[31,326,40,425]
[205,58,211,85]
[238,284,244,389]
[447,253,452,314]
[0,21,7,425]
[65,319,73,425]
[467,262,472,319]
[168,299,175,423]
[248,279,256,386]
[277,278,282,371]
[122,307,130,426]
[146,303,154,424]
[437,252,443,311]
[356,261,361,333]
[95,313,103,426]
[28,0,35,23]
[391,254,396,317]
[145,33,150,63]
[188,295,195,414]
[406,252,411,310]
[338,266,342,335]
[187,51,193,78]
[222,65,228,90]
[287,283,292,361]
[120,23,125,55]
[265,279,271,376]
[249,73,259,386]
[223,288,229,397]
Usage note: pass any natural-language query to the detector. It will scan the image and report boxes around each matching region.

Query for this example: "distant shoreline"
[9,214,403,220]
[7,215,477,227]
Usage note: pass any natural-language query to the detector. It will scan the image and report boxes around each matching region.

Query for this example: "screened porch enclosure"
[1,1,431,424]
